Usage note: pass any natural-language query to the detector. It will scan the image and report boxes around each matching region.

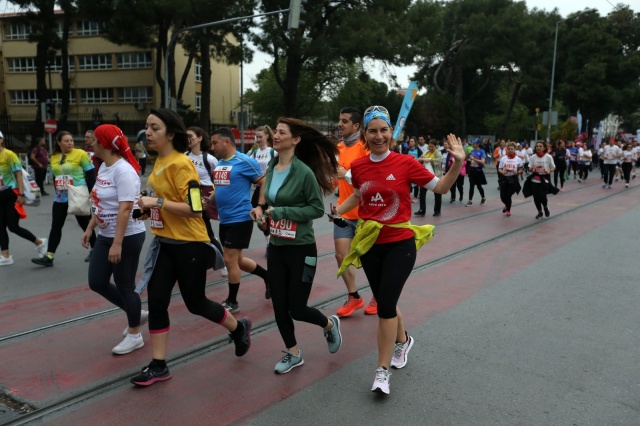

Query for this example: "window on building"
[80,88,114,103]
[55,21,71,38]
[6,23,32,40]
[117,52,152,69]
[195,61,202,82]
[10,90,38,105]
[78,54,111,70]
[76,20,101,36]
[49,56,75,72]
[7,57,37,72]
[117,87,153,103]
[51,90,76,104]
[195,92,202,112]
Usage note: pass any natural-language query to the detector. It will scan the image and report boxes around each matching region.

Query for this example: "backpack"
[202,151,213,177]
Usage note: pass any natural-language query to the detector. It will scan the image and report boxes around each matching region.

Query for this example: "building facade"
[0,11,240,148]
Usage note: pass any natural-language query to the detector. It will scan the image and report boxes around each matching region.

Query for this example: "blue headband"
[363,110,392,128]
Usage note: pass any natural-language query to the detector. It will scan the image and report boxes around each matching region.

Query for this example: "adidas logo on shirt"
[386,174,396,181]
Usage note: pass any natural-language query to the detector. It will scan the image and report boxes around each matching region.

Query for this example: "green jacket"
[264,155,324,246]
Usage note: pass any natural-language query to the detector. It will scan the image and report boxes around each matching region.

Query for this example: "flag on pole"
[576,109,582,134]
[392,81,420,141]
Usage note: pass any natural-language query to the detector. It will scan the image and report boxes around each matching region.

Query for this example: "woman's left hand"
[446,134,466,162]
[108,242,122,264]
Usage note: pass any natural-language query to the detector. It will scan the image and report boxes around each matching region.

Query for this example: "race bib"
[269,217,297,240]
[149,207,164,229]
[504,162,517,175]
[54,175,73,191]
[213,165,232,186]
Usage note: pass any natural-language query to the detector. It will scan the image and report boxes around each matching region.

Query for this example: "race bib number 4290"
[213,165,233,186]
[269,218,297,240]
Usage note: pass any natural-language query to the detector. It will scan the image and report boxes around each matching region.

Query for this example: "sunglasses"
[60,154,66,165]
[364,105,389,115]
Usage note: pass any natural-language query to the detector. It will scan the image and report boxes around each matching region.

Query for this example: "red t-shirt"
[351,151,437,244]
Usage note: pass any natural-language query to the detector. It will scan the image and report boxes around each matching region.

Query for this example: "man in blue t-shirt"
[210,128,269,313]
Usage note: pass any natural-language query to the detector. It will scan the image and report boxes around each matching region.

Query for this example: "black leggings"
[579,163,590,180]
[418,187,441,213]
[0,190,37,251]
[48,201,95,253]
[622,162,633,183]
[268,242,327,349]
[499,184,516,211]
[554,167,566,188]
[88,233,145,327]
[147,241,227,331]
[449,174,464,200]
[33,167,47,194]
[531,181,548,212]
[360,238,416,319]
[603,164,617,185]
[468,180,485,201]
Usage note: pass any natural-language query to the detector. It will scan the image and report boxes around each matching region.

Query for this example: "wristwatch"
[157,197,165,209]
[259,203,269,211]
[19,193,25,197]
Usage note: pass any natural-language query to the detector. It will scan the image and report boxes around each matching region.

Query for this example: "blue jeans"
[88,232,145,327]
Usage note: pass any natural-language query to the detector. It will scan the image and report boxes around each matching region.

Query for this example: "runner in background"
[466,139,487,207]
[332,107,376,318]
[577,142,592,183]
[551,140,567,191]
[84,129,103,175]
[250,125,276,258]
[29,136,49,195]
[527,141,556,219]
[620,143,636,188]
[498,141,523,217]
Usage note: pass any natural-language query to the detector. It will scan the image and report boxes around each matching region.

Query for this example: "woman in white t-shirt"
[527,141,556,219]
[498,142,523,217]
[621,143,636,188]
[577,142,592,182]
[250,125,275,256]
[82,124,147,355]
[186,126,222,253]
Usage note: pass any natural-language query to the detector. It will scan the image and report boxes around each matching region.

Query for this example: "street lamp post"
[546,21,560,142]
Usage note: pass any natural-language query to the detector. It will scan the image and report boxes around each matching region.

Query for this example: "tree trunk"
[155,24,168,108]
[282,54,302,117]
[177,53,194,100]
[498,82,522,138]
[199,35,211,131]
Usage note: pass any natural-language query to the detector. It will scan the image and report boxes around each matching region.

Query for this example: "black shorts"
[219,220,254,249]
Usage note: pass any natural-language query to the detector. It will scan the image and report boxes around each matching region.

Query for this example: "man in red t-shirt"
[333,107,377,317]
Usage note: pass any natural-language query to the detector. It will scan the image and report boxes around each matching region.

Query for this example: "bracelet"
[259,203,269,211]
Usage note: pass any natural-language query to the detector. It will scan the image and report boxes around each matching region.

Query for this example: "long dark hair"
[277,117,338,196]
[54,131,73,153]
[188,126,211,152]
[150,108,189,152]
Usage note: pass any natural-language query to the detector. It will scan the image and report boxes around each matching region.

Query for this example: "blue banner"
[392,81,420,141]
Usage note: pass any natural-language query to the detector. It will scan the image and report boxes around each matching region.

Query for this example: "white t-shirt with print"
[187,152,218,186]
[91,159,146,238]
[578,148,592,164]
[498,156,523,176]
[529,154,555,176]
[252,147,275,175]
[602,145,622,164]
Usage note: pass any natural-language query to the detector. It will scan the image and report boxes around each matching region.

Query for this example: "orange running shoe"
[364,297,378,315]
[336,295,365,317]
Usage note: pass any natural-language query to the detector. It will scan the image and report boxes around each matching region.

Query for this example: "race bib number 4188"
[213,165,233,186]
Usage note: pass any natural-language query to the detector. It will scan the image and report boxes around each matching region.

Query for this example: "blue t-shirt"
[213,152,262,224]
[568,147,579,161]
[268,165,291,202]
[470,149,486,169]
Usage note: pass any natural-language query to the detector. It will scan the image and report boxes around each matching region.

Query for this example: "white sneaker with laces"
[371,367,391,394]
[221,267,228,277]
[122,310,149,337]
[390,335,414,369]
[0,255,14,266]
[112,333,144,355]
[35,238,48,257]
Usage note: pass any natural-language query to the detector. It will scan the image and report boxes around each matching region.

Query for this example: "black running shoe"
[231,317,252,357]
[130,363,172,387]
[535,212,543,220]
[31,256,53,267]
[544,207,550,217]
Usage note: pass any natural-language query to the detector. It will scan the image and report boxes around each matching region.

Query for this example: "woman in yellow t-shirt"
[32,131,96,267]
[130,108,251,387]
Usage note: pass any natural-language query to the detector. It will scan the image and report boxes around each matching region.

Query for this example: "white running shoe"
[122,310,149,337]
[0,255,14,266]
[221,267,228,277]
[112,333,144,355]
[390,335,415,369]
[35,238,48,257]
[371,367,391,395]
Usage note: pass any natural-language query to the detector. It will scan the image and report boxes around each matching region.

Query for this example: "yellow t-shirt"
[146,150,209,242]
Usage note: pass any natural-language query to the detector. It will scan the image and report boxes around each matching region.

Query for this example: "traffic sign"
[44,119,57,134]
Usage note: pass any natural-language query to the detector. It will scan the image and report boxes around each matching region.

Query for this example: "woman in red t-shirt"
[335,105,465,395]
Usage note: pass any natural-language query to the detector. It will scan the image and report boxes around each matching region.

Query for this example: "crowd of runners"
[0,105,635,395]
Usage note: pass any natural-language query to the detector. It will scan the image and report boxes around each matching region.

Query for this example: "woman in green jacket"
[251,117,343,374]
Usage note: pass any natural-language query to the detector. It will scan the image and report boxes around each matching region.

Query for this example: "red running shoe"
[364,298,378,315]
[336,295,365,317]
